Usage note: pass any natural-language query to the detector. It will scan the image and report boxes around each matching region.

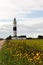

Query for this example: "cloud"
[17,17,43,26]
[0,0,43,19]
[0,17,43,38]
[0,0,43,38]
[0,21,13,38]
[17,21,43,38]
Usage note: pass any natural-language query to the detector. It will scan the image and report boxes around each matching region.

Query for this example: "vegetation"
[0,39,43,65]
[38,35,43,39]
[6,35,12,40]
[0,38,4,40]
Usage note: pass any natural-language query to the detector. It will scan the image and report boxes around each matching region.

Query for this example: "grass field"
[0,39,43,65]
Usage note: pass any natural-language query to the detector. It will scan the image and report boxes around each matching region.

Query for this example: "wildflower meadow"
[0,39,43,65]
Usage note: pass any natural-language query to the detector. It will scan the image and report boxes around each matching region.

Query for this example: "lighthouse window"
[13,27,16,30]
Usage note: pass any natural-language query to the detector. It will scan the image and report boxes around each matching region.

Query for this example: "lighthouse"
[12,18,26,39]
[13,18,17,37]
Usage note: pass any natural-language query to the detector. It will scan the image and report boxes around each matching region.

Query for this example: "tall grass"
[0,39,43,65]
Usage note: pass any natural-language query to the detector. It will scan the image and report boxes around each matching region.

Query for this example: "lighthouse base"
[12,36,26,40]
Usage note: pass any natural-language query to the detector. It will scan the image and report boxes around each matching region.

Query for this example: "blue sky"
[0,0,43,38]
[24,10,43,18]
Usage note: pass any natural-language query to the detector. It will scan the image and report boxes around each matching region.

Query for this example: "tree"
[6,35,12,40]
[38,35,43,39]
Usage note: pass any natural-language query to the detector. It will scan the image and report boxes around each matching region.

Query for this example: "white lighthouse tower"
[12,18,26,39]
[13,18,17,37]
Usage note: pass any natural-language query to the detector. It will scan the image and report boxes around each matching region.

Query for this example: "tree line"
[5,35,43,40]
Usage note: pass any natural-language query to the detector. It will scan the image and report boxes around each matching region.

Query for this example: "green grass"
[0,39,43,65]
[10,39,43,51]
[26,39,43,51]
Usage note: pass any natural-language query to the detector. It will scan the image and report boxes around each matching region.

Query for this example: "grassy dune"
[0,39,43,65]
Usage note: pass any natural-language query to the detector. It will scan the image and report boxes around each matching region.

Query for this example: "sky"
[0,0,43,38]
